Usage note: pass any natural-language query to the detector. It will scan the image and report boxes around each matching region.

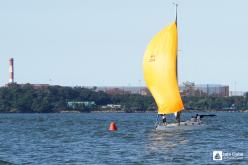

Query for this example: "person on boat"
[196,114,201,122]
[162,115,167,125]
[190,116,196,122]
[175,111,181,125]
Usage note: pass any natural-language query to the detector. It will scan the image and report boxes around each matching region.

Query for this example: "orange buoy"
[108,122,118,131]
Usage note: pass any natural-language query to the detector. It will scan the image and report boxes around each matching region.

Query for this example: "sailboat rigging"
[143,4,204,131]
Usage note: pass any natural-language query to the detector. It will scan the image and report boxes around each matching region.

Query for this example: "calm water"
[0,112,247,165]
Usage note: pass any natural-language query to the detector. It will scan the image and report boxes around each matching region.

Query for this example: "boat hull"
[155,121,205,131]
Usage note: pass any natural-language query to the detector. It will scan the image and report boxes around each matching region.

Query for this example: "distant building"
[90,86,151,96]
[229,91,246,96]
[67,101,96,109]
[101,104,122,109]
[180,84,229,97]
[9,58,14,83]
[87,85,230,97]
[196,84,229,97]
[23,84,50,89]
[5,83,52,89]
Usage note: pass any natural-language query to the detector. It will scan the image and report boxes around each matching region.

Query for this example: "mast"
[175,3,178,26]
[173,3,182,120]
[173,3,179,81]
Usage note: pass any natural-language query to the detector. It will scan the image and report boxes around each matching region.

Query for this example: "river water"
[0,112,247,164]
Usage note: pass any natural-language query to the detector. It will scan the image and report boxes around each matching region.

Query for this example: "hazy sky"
[0,0,248,91]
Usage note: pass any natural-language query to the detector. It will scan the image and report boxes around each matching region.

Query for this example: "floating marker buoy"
[108,122,118,131]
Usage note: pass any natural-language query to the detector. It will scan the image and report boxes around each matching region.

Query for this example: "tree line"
[0,84,155,113]
[0,83,247,113]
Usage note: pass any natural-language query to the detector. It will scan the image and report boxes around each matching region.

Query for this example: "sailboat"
[143,5,203,131]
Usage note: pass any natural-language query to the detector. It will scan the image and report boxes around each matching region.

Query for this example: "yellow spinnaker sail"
[143,22,184,114]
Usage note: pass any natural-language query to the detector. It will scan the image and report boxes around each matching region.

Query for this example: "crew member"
[162,115,167,125]
[175,111,181,125]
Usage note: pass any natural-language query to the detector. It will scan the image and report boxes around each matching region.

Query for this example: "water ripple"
[0,112,247,164]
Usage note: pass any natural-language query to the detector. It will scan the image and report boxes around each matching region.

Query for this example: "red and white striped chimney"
[9,58,14,83]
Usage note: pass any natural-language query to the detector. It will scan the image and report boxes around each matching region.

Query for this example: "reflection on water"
[147,130,190,164]
[148,131,180,149]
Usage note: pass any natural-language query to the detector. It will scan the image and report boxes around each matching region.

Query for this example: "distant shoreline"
[0,109,247,114]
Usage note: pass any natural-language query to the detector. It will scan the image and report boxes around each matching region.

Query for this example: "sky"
[0,0,248,91]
